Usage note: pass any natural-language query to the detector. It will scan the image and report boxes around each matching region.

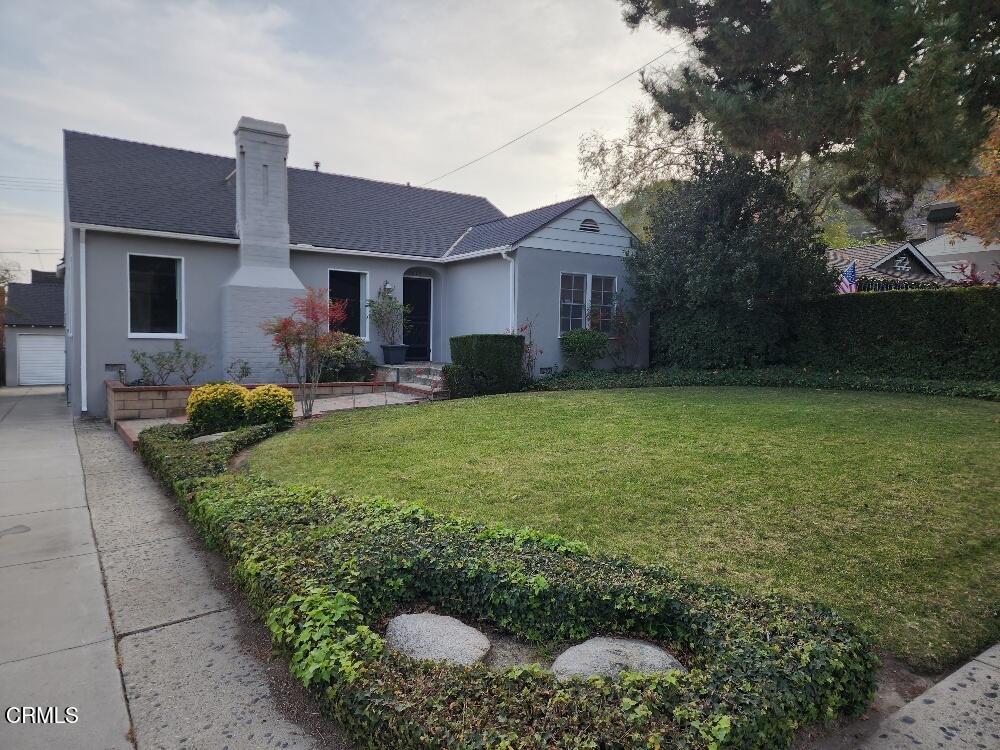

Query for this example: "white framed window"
[559,272,617,335]
[329,269,369,340]
[128,253,184,338]
[590,275,616,333]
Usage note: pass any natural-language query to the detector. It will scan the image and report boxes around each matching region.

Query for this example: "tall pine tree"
[620,0,1000,238]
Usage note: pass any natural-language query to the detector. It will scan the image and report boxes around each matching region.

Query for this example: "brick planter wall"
[104,379,393,424]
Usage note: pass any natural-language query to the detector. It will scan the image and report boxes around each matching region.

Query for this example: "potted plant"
[367,284,411,364]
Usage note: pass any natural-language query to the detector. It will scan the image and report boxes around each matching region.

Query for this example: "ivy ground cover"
[248,387,1000,673]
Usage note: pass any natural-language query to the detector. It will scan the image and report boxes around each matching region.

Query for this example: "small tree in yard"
[628,149,834,369]
[261,288,348,419]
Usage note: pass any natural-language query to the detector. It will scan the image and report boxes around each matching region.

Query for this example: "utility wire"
[420,42,685,187]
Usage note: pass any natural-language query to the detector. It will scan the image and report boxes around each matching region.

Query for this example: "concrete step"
[395,382,450,400]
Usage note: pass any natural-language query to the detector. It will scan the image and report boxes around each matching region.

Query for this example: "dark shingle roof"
[64,131,505,258]
[30,270,60,284]
[5,279,64,327]
[827,242,947,283]
[448,195,592,256]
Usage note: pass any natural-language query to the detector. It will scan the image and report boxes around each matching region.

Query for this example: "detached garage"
[3,270,65,386]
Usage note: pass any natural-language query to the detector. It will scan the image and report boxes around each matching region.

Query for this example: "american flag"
[837,261,858,294]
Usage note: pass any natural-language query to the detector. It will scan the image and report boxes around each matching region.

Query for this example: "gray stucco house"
[63,117,646,417]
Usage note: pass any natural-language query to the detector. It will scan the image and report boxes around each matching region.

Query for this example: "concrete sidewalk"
[856,644,998,749]
[0,386,131,749]
[1,387,348,749]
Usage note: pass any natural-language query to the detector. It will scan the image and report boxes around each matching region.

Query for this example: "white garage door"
[18,334,65,385]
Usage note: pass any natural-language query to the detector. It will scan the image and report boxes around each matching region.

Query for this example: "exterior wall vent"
[579,218,600,233]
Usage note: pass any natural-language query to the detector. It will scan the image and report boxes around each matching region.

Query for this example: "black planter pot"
[381,344,408,365]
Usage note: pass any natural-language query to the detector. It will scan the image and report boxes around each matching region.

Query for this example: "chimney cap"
[234,116,289,138]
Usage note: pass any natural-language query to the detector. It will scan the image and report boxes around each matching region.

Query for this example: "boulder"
[191,431,229,444]
[552,637,686,680]
[384,613,491,665]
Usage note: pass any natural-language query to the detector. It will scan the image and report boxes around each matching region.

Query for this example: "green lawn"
[248,387,1000,673]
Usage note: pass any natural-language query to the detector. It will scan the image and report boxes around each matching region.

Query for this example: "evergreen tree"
[620,0,1000,238]
[627,149,834,368]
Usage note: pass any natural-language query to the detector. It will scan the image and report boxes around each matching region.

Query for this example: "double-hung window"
[128,254,182,337]
[560,273,587,333]
[329,270,368,338]
[559,273,617,335]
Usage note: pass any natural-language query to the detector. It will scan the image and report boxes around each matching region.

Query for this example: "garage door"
[18,334,65,385]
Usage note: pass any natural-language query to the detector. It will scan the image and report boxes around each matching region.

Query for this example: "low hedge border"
[529,366,1000,401]
[137,422,276,494]
[137,421,878,749]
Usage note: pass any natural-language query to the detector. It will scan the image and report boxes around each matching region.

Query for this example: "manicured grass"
[248,387,1000,673]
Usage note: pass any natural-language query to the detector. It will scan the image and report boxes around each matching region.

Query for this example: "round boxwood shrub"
[186,382,249,434]
[560,328,609,369]
[246,384,295,429]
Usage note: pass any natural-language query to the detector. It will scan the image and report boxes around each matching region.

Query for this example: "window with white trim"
[129,255,181,335]
[560,273,617,335]
[560,273,587,333]
[590,275,616,333]
[329,270,368,338]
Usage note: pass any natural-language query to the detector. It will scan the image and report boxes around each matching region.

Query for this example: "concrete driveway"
[0,386,131,749]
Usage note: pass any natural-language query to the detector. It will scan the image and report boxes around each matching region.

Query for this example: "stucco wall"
[515,246,648,374]
[292,250,449,362]
[76,231,238,416]
[441,254,511,361]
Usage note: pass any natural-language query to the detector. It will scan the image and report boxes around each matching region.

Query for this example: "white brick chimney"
[222,116,303,381]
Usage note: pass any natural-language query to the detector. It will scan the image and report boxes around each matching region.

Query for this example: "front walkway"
[0,387,348,749]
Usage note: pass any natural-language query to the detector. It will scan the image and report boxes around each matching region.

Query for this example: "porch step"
[395,381,450,401]
[376,363,446,385]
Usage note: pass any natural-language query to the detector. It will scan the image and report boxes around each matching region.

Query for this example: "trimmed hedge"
[445,334,525,397]
[790,286,1000,380]
[137,422,275,494]
[136,417,878,748]
[530,366,1000,401]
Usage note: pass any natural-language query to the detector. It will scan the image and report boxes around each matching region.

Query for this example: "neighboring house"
[4,269,66,386]
[913,201,1000,281]
[63,117,647,417]
[827,241,947,288]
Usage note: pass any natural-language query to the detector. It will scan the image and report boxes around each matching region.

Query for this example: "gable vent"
[579,218,600,233]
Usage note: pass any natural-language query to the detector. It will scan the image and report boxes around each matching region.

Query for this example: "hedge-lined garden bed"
[530,366,1000,401]
[137,423,878,749]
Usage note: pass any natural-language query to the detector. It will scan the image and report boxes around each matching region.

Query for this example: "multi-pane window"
[129,255,181,335]
[329,270,367,338]
[560,273,617,335]
[560,273,587,333]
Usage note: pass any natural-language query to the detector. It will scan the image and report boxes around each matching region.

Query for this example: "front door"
[403,276,432,361]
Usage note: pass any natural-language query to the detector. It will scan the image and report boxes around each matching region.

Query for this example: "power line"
[420,42,685,187]
[1,250,62,255]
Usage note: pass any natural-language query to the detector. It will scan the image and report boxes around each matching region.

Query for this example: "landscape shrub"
[246,385,295,430]
[186,382,250,433]
[136,422,275,495]
[163,473,877,750]
[790,286,1000,380]
[530,366,1000,401]
[559,328,610,369]
[446,334,525,396]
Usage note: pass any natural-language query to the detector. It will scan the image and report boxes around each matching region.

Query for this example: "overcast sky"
[0,0,681,279]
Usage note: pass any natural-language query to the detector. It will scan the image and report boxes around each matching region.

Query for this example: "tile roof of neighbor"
[64,131,508,258]
[447,195,593,256]
[827,242,948,283]
[5,278,64,327]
